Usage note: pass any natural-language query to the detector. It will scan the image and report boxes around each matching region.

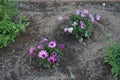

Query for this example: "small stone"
[25,44,27,46]
[36,9,39,11]
[12,50,15,52]
[83,43,86,46]
[104,28,107,30]
[32,39,35,41]
[102,3,106,7]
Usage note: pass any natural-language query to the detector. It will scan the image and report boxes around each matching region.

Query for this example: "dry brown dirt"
[0,1,120,80]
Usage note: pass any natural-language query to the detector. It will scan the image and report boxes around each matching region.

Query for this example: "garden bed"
[0,1,120,80]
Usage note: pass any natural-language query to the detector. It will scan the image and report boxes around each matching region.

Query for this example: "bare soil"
[0,1,120,80]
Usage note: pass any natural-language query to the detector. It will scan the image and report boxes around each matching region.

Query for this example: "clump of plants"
[104,38,120,79]
[0,0,29,48]
[29,38,64,68]
[58,9,100,42]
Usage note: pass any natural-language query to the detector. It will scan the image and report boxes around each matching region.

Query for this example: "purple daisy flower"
[54,56,60,63]
[75,10,80,15]
[59,44,65,49]
[38,50,48,59]
[29,47,35,55]
[89,14,93,18]
[48,56,56,63]
[66,16,69,20]
[89,14,95,23]
[37,44,43,50]
[39,38,48,44]
[58,16,63,22]
[81,13,85,17]
[80,21,86,29]
[64,28,68,32]
[95,14,100,21]
[91,17,95,23]
[52,52,57,56]
[48,41,56,48]
[82,9,89,15]
[72,22,78,26]
[68,27,73,33]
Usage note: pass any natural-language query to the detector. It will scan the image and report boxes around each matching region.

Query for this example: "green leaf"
[69,71,75,79]
[78,38,83,43]
[85,31,89,37]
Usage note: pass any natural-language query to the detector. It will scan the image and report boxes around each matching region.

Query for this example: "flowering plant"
[58,9,100,42]
[29,38,64,68]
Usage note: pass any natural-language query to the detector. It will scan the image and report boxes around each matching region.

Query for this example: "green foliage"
[69,14,92,42]
[0,0,29,48]
[104,38,120,78]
